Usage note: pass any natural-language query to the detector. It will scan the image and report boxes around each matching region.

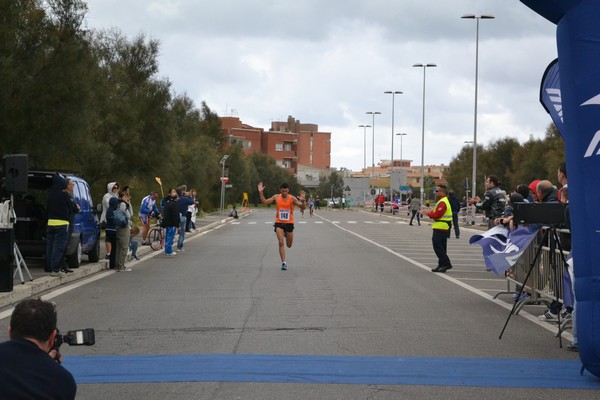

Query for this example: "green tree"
[316,171,344,202]
[0,0,98,169]
[446,145,473,199]
[249,153,297,206]
[478,137,521,194]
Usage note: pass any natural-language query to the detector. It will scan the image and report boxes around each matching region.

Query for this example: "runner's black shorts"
[274,223,294,233]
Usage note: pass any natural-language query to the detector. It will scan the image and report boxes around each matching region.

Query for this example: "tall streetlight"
[366,112,381,203]
[396,133,407,166]
[219,154,229,220]
[412,63,436,204]
[384,91,403,200]
[358,124,371,206]
[462,14,494,200]
[396,133,407,201]
[463,141,473,199]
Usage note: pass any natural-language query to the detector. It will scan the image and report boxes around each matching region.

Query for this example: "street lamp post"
[462,14,494,200]
[358,124,371,206]
[412,63,436,204]
[463,141,474,198]
[384,91,403,201]
[366,111,381,208]
[396,133,408,167]
[396,133,407,202]
[219,154,229,220]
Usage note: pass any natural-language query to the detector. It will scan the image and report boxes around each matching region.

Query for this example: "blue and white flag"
[469,225,539,275]
[539,59,565,138]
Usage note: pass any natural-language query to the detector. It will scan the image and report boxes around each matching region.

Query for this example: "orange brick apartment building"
[221,116,331,183]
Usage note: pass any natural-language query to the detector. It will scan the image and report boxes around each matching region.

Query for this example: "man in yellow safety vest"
[420,184,453,273]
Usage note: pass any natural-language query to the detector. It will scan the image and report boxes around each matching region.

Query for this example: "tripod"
[499,225,569,347]
[7,194,33,284]
[13,242,32,284]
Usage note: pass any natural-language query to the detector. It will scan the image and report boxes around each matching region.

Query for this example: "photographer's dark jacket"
[476,186,506,219]
[0,338,76,399]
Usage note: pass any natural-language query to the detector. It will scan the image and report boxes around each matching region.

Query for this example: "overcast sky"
[84,0,557,172]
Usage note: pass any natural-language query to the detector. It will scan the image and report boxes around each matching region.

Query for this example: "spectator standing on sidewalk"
[468,175,506,229]
[447,190,461,239]
[139,191,159,245]
[186,188,198,232]
[105,197,119,269]
[100,182,119,260]
[176,187,195,252]
[162,188,180,256]
[115,190,133,272]
[408,195,421,226]
[46,174,79,277]
[557,162,568,203]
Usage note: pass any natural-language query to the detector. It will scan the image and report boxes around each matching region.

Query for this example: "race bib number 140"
[278,209,290,221]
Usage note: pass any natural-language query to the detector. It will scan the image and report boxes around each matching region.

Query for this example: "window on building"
[275,143,283,151]
[283,159,292,168]
[243,141,252,149]
[283,142,292,151]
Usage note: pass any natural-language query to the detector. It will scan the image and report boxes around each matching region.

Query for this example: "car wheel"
[66,240,82,268]
[88,236,100,263]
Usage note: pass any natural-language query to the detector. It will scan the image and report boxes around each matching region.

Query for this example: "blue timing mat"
[64,354,600,389]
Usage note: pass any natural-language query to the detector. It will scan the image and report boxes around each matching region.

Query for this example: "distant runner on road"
[258,182,306,270]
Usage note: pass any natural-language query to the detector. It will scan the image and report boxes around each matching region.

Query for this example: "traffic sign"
[225,184,233,188]
[220,177,229,183]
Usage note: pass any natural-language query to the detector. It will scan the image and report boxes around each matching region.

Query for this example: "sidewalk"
[1,212,248,309]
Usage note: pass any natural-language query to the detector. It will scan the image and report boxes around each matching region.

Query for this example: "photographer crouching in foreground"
[0,299,77,400]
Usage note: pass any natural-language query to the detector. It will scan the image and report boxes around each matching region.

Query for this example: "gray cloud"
[85,0,559,171]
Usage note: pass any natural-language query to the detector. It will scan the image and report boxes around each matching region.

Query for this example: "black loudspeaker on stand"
[3,154,28,194]
[1,153,29,291]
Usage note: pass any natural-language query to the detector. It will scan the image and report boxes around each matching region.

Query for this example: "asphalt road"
[1,208,597,399]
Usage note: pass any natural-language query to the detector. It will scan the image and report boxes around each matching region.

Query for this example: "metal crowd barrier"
[494,227,572,333]
[459,205,488,226]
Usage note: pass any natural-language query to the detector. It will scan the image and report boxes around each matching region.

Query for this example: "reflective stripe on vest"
[431,197,452,231]
[47,219,69,226]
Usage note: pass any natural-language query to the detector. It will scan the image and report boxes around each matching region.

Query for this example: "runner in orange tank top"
[258,182,306,270]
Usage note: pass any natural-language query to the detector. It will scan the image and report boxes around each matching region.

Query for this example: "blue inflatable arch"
[521,0,600,378]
